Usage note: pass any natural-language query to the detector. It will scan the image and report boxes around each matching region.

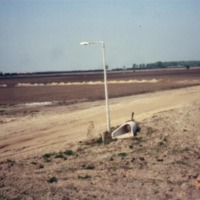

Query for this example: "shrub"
[64,150,73,155]
[47,177,57,183]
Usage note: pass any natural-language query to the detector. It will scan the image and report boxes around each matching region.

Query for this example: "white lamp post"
[80,41,111,137]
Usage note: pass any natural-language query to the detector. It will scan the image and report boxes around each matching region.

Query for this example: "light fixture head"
[80,41,90,46]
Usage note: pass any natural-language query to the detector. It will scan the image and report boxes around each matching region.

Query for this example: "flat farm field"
[0,68,200,105]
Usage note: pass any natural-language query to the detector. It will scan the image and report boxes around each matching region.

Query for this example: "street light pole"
[80,41,111,137]
[101,42,111,133]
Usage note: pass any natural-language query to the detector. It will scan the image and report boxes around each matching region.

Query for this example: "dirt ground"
[0,68,200,104]
[0,85,200,199]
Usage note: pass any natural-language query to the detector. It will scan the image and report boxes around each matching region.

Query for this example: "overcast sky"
[0,0,200,73]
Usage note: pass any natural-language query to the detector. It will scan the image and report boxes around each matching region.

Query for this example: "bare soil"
[0,68,200,105]
[0,84,200,199]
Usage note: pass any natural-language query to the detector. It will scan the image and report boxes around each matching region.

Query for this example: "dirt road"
[0,85,200,161]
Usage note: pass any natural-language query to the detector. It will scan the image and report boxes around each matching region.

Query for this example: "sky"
[0,0,200,73]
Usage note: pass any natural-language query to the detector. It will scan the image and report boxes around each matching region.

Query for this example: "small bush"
[64,150,73,156]
[47,177,57,183]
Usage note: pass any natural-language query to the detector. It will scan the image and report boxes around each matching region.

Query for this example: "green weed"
[64,150,73,155]
[47,177,58,183]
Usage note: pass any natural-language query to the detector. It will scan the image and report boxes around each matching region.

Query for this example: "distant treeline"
[0,69,104,77]
[1,60,200,76]
[129,60,200,71]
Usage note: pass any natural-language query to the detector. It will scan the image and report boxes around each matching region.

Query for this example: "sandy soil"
[0,85,200,199]
[0,86,200,200]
